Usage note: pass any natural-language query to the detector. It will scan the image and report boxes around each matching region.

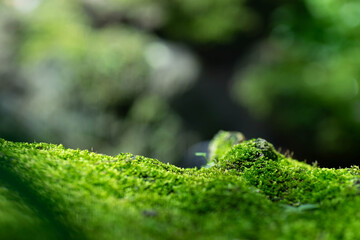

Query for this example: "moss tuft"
[219,138,279,171]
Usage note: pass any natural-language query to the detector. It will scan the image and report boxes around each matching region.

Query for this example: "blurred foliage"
[232,0,360,163]
[2,0,360,166]
[0,0,261,164]
[0,0,203,163]
[84,0,257,43]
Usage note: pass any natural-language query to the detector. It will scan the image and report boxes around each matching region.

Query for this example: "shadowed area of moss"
[1,133,360,239]
[0,183,59,240]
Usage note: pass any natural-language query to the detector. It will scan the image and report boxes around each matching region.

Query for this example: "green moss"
[0,185,58,240]
[1,132,360,239]
[219,138,357,206]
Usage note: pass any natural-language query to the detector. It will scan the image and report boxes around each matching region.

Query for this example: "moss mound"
[1,132,360,239]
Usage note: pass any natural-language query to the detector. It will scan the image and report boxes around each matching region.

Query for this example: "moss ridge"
[1,133,360,239]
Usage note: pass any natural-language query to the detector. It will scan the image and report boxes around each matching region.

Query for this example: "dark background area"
[1,0,360,168]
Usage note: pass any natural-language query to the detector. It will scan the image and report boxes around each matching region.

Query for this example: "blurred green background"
[1,0,360,167]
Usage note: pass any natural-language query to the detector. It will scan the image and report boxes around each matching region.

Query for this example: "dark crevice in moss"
[0,155,87,240]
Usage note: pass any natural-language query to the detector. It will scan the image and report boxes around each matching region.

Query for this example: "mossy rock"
[0,132,360,239]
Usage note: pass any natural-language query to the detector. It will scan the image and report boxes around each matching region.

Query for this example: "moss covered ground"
[1,131,360,239]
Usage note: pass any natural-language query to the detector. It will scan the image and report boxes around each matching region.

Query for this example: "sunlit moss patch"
[1,132,360,239]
